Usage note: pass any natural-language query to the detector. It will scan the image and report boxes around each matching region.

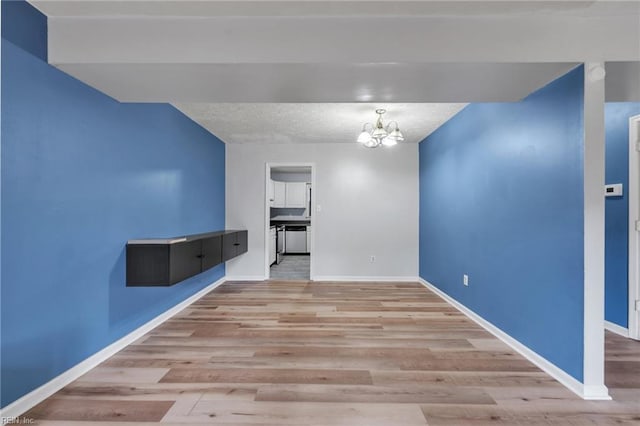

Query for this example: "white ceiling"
[30,1,640,18]
[53,63,579,103]
[174,103,467,144]
[28,1,640,145]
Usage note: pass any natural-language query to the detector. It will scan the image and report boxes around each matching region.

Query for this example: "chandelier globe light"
[357,109,404,148]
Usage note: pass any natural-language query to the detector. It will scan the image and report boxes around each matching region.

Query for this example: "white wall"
[605,62,640,102]
[226,143,419,280]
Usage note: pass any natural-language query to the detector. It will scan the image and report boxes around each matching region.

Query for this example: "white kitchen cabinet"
[269,227,277,265]
[285,182,307,208]
[273,181,286,207]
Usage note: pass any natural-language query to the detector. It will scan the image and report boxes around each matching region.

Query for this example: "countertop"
[270,215,311,226]
[271,215,310,222]
[128,230,243,245]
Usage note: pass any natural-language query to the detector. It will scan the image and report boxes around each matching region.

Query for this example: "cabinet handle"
[233,243,240,246]
[196,254,205,259]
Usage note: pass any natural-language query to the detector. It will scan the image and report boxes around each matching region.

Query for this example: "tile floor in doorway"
[269,254,310,280]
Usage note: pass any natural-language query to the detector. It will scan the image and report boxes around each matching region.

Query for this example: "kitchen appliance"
[285,225,307,253]
[276,225,285,264]
[305,183,312,218]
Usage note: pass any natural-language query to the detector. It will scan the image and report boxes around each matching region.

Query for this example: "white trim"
[582,63,607,395]
[225,275,267,281]
[604,320,630,338]
[418,278,611,400]
[264,164,272,280]
[629,114,640,340]
[0,277,227,421]
[313,276,419,282]
[264,162,316,281]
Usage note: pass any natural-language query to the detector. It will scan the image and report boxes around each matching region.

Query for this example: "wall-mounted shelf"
[126,230,247,286]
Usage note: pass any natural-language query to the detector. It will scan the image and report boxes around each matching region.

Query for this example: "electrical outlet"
[463,274,469,286]
[370,255,376,263]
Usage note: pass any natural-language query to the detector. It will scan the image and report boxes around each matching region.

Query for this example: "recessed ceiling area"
[173,103,467,144]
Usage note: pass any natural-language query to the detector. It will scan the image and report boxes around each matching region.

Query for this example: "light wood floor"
[24,281,640,425]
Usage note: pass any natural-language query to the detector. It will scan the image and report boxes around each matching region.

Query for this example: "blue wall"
[419,67,585,381]
[605,103,640,328]
[1,1,226,407]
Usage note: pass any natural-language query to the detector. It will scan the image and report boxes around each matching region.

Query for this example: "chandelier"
[357,109,404,148]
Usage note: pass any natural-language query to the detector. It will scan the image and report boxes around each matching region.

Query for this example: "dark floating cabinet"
[126,230,247,287]
[222,230,248,261]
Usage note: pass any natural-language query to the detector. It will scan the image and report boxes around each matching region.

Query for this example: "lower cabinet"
[222,230,248,261]
[170,240,203,284]
[201,234,223,271]
[126,230,247,286]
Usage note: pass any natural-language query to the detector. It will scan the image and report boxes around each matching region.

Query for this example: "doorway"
[264,163,315,280]
[629,115,640,340]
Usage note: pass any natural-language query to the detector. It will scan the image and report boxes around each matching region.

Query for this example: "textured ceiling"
[173,103,467,145]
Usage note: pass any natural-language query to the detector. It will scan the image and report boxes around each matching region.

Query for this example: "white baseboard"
[225,275,419,283]
[225,275,267,281]
[604,320,629,338]
[418,278,610,401]
[312,276,419,282]
[583,384,612,400]
[0,277,227,421]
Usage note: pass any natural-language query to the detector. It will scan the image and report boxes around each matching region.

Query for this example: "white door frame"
[629,115,640,340]
[264,162,316,280]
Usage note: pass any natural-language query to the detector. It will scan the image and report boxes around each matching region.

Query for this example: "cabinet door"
[273,181,286,207]
[126,244,170,286]
[306,227,311,254]
[235,230,248,256]
[201,235,222,271]
[169,240,202,284]
[285,182,307,207]
[222,231,248,261]
[222,233,237,261]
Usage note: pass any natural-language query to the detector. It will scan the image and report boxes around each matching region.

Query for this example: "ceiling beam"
[53,62,578,103]
[47,14,639,65]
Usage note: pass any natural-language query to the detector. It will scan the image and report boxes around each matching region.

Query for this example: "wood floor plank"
[160,367,373,385]
[176,400,428,425]
[255,383,496,404]
[371,370,560,387]
[25,399,174,422]
[22,281,640,426]
[76,367,170,384]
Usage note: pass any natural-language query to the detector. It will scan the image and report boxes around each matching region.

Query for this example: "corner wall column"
[583,62,609,399]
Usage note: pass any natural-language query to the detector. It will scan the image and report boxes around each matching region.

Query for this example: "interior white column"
[582,62,610,400]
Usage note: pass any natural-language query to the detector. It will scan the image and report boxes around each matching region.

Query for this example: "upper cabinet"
[285,182,307,208]
[273,181,286,207]
[270,180,307,208]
